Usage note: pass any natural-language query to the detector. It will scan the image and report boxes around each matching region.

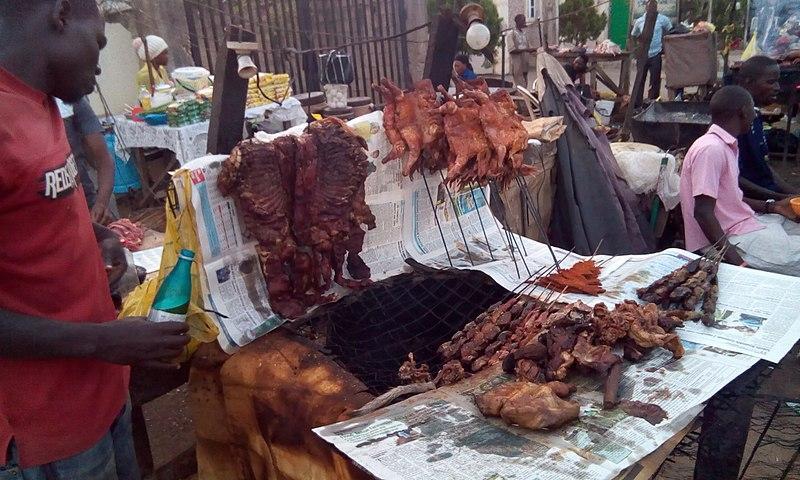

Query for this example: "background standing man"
[509,14,536,89]
[631,7,672,103]
[0,1,189,478]
[57,96,116,223]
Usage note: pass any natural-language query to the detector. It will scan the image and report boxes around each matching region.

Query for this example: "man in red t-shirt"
[0,1,190,478]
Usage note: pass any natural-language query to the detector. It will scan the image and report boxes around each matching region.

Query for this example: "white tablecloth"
[113,98,306,165]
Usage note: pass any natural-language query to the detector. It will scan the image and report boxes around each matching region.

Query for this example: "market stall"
[551,50,632,97]
[126,72,800,480]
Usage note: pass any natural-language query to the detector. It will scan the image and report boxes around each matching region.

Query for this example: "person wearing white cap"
[133,35,170,89]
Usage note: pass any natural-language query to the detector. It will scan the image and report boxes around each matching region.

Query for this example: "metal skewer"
[469,184,494,261]
[515,175,561,270]
[438,171,474,266]
[420,169,453,267]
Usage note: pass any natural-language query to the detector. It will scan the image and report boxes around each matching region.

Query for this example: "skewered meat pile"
[531,260,605,296]
[637,255,722,327]
[423,295,686,430]
[374,77,534,188]
[218,117,375,318]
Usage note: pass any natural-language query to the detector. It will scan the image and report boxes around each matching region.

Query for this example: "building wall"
[404,0,430,83]
[88,22,141,116]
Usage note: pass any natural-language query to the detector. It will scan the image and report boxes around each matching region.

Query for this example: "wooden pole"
[207,26,256,155]
[132,0,156,93]
[620,0,658,140]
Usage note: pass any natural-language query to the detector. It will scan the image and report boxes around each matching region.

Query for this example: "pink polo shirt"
[680,124,764,252]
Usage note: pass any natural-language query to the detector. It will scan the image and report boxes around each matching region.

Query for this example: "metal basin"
[632,101,711,150]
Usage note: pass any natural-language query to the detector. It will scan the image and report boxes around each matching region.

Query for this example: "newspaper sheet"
[175,155,285,353]
[315,343,757,480]
[132,246,164,274]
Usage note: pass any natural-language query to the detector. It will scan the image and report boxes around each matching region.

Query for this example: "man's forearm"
[740,176,790,200]
[0,309,99,359]
[85,133,115,209]
[743,197,769,213]
[93,222,117,242]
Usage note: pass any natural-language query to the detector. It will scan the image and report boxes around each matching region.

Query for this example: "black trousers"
[643,53,663,100]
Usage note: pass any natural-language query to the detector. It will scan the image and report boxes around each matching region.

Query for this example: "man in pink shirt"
[680,85,800,276]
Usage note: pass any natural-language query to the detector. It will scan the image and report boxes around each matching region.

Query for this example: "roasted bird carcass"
[378,78,423,176]
[304,117,376,289]
[461,89,533,188]
[218,137,305,317]
[373,82,407,162]
[374,78,447,177]
[437,87,492,186]
[475,381,580,430]
[454,76,490,95]
[413,79,448,173]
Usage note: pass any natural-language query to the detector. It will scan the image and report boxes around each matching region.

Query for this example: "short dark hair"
[0,0,99,19]
[710,85,753,119]
[454,54,473,71]
[738,55,779,84]
[576,53,589,64]
[515,13,526,23]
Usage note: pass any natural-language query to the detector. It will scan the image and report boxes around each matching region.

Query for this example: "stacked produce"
[218,117,375,318]
[247,73,293,108]
[636,255,721,327]
[373,77,533,188]
[532,259,605,295]
[166,98,211,127]
[425,292,683,430]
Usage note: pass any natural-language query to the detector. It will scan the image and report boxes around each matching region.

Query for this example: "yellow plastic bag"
[742,32,759,61]
[118,170,219,361]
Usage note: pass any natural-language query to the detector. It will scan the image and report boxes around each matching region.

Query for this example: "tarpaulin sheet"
[664,32,718,89]
[536,53,654,256]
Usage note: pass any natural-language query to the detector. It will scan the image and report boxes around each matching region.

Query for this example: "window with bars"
[527,0,535,18]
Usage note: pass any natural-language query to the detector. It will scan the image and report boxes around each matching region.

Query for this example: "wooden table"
[551,50,633,97]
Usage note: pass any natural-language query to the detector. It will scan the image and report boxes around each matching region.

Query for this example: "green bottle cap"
[179,249,195,260]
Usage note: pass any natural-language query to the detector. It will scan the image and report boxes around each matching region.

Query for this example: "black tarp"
[537,54,654,255]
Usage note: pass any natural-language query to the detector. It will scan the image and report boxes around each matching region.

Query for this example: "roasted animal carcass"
[376,76,536,188]
[461,88,532,188]
[374,78,447,177]
[219,138,304,317]
[437,88,492,186]
[476,381,580,430]
[219,118,376,318]
[304,118,376,288]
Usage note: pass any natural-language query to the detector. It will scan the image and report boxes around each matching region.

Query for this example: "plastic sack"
[741,33,759,60]
[611,144,681,211]
[118,170,219,362]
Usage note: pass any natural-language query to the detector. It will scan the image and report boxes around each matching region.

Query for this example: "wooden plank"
[207,26,255,155]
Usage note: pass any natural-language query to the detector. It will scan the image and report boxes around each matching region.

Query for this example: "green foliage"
[427,0,504,60]
[559,0,608,46]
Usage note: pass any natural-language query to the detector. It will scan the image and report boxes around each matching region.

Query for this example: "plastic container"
[151,84,174,109]
[791,197,800,216]
[107,132,141,194]
[323,84,348,109]
[143,113,168,126]
[172,67,211,99]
